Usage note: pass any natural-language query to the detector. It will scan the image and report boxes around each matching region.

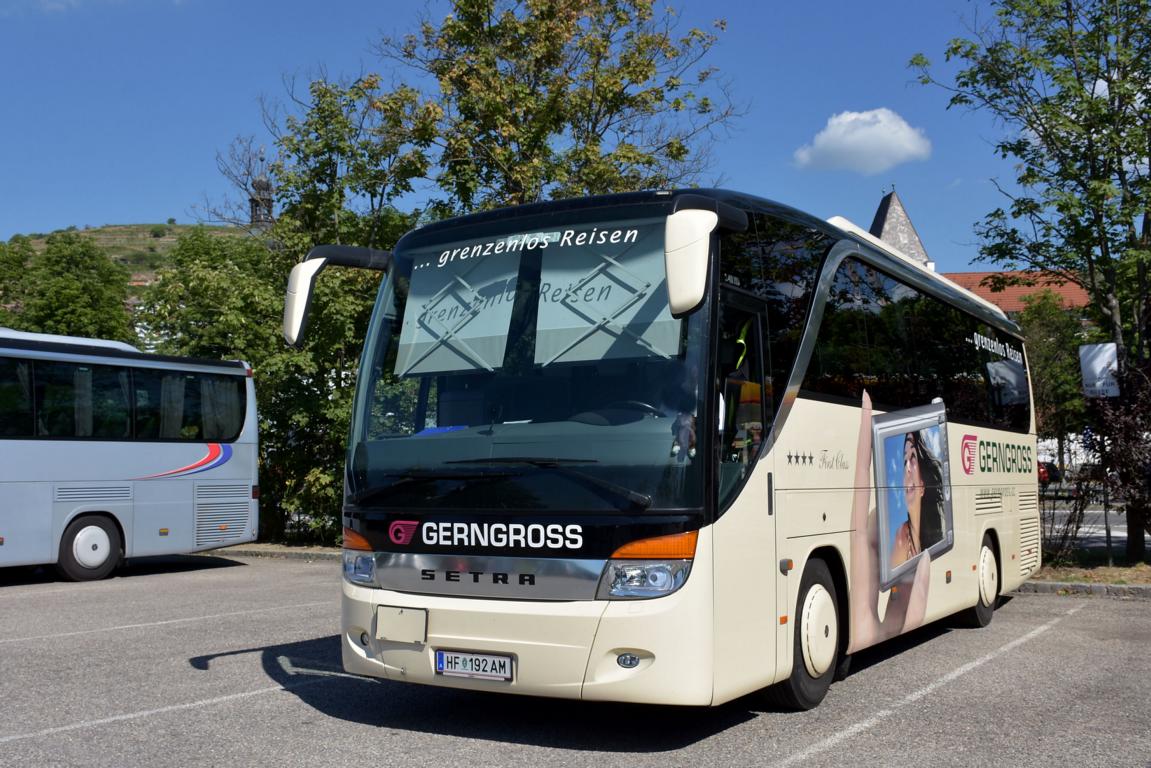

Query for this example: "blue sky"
[0,0,1019,273]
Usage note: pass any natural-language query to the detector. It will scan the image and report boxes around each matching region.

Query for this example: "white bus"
[0,329,259,581]
[284,190,1038,708]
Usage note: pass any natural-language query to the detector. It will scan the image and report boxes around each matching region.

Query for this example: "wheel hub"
[73,525,111,569]
[978,546,999,606]
[801,584,837,678]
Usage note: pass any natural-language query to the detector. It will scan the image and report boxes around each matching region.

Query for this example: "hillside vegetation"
[22,223,239,284]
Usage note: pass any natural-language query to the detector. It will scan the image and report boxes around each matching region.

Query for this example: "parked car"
[1038,461,1063,486]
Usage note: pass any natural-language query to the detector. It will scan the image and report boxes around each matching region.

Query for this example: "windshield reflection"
[349,211,708,513]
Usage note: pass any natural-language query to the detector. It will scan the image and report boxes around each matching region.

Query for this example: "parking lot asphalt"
[1,553,1150,768]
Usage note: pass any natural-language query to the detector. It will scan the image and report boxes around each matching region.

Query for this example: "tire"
[957,533,998,628]
[57,516,122,581]
[767,558,839,710]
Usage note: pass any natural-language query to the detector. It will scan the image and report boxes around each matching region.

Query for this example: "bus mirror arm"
[282,245,392,347]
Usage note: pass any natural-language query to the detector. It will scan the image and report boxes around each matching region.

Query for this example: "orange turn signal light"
[343,526,373,551]
[611,530,698,560]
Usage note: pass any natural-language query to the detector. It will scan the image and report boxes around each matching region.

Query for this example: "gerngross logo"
[959,435,1035,475]
[386,520,584,549]
[388,520,420,546]
[961,434,978,475]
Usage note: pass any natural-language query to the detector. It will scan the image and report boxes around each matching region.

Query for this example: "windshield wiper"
[350,469,514,506]
[446,457,652,510]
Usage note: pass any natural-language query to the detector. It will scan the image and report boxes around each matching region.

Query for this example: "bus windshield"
[349,208,709,513]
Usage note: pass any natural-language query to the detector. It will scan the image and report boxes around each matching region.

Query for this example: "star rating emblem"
[786,451,814,465]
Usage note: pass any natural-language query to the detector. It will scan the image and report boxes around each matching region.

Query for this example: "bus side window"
[718,306,764,507]
[0,358,34,437]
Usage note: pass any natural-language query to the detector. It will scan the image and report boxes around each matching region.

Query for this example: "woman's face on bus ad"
[903,433,924,520]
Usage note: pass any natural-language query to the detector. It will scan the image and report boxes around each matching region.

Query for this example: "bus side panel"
[948,427,1039,598]
[0,482,52,567]
[130,480,194,557]
[773,399,859,676]
[710,461,778,704]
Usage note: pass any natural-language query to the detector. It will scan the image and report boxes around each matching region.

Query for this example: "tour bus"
[283,189,1038,709]
[0,329,259,581]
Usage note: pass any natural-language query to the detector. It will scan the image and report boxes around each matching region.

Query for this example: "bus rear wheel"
[57,516,122,581]
[767,558,839,710]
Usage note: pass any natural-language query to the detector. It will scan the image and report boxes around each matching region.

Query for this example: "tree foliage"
[1018,290,1092,441]
[912,0,1151,369]
[382,0,736,210]
[270,76,435,245]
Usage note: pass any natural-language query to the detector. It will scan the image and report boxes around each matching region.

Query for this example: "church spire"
[868,188,933,270]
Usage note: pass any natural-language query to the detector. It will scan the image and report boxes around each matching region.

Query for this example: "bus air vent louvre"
[54,486,132,503]
[974,494,1002,516]
[195,484,249,499]
[1018,492,1040,575]
[194,484,250,546]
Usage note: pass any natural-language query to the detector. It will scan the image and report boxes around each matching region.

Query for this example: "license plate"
[435,650,513,681]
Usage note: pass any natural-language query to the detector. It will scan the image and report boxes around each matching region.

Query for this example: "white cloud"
[794,108,931,175]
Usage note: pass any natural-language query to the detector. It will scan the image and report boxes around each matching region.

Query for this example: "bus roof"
[0,328,248,372]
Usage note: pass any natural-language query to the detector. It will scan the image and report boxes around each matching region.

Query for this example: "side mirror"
[664,208,718,316]
[282,258,329,347]
[282,245,391,347]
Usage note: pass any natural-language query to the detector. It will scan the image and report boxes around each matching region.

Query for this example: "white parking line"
[771,604,1087,768]
[0,601,331,644]
[0,655,379,746]
[0,679,324,745]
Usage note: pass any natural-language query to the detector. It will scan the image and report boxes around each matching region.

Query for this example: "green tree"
[13,232,133,342]
[1017,290,1093,465]
[914,0,1151,561]
[271,76,434,246]
[383,0,736,210]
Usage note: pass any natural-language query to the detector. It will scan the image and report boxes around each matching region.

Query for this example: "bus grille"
[55,486,132,503]
[975,493,1002,516]
[1019,491,1040,576]
[194,485,250,546]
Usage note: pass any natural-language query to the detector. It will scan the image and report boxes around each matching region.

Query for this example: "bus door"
[711,290,779,699]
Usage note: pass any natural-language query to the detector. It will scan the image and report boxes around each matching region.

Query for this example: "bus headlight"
[597,560,692,599]
[342,550,377,586]
[597,530,697,599]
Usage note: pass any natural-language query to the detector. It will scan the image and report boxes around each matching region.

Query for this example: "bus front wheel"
[957,533,998,628]
[57,516,122,581]
[767,558,839,710]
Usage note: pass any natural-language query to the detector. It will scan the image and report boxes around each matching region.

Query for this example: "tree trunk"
[1126,502,1147,563]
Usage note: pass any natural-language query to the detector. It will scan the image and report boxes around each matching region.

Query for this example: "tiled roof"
[941,271,1090,313]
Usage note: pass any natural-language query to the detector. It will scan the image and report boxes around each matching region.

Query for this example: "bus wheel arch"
[767,555,841,710]
[57,513,124,581]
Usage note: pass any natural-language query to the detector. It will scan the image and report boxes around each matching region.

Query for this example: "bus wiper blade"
[446,457,652,510]
[351,470,514,506]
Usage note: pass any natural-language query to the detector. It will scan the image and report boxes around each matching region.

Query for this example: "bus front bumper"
[340,574,714,705]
